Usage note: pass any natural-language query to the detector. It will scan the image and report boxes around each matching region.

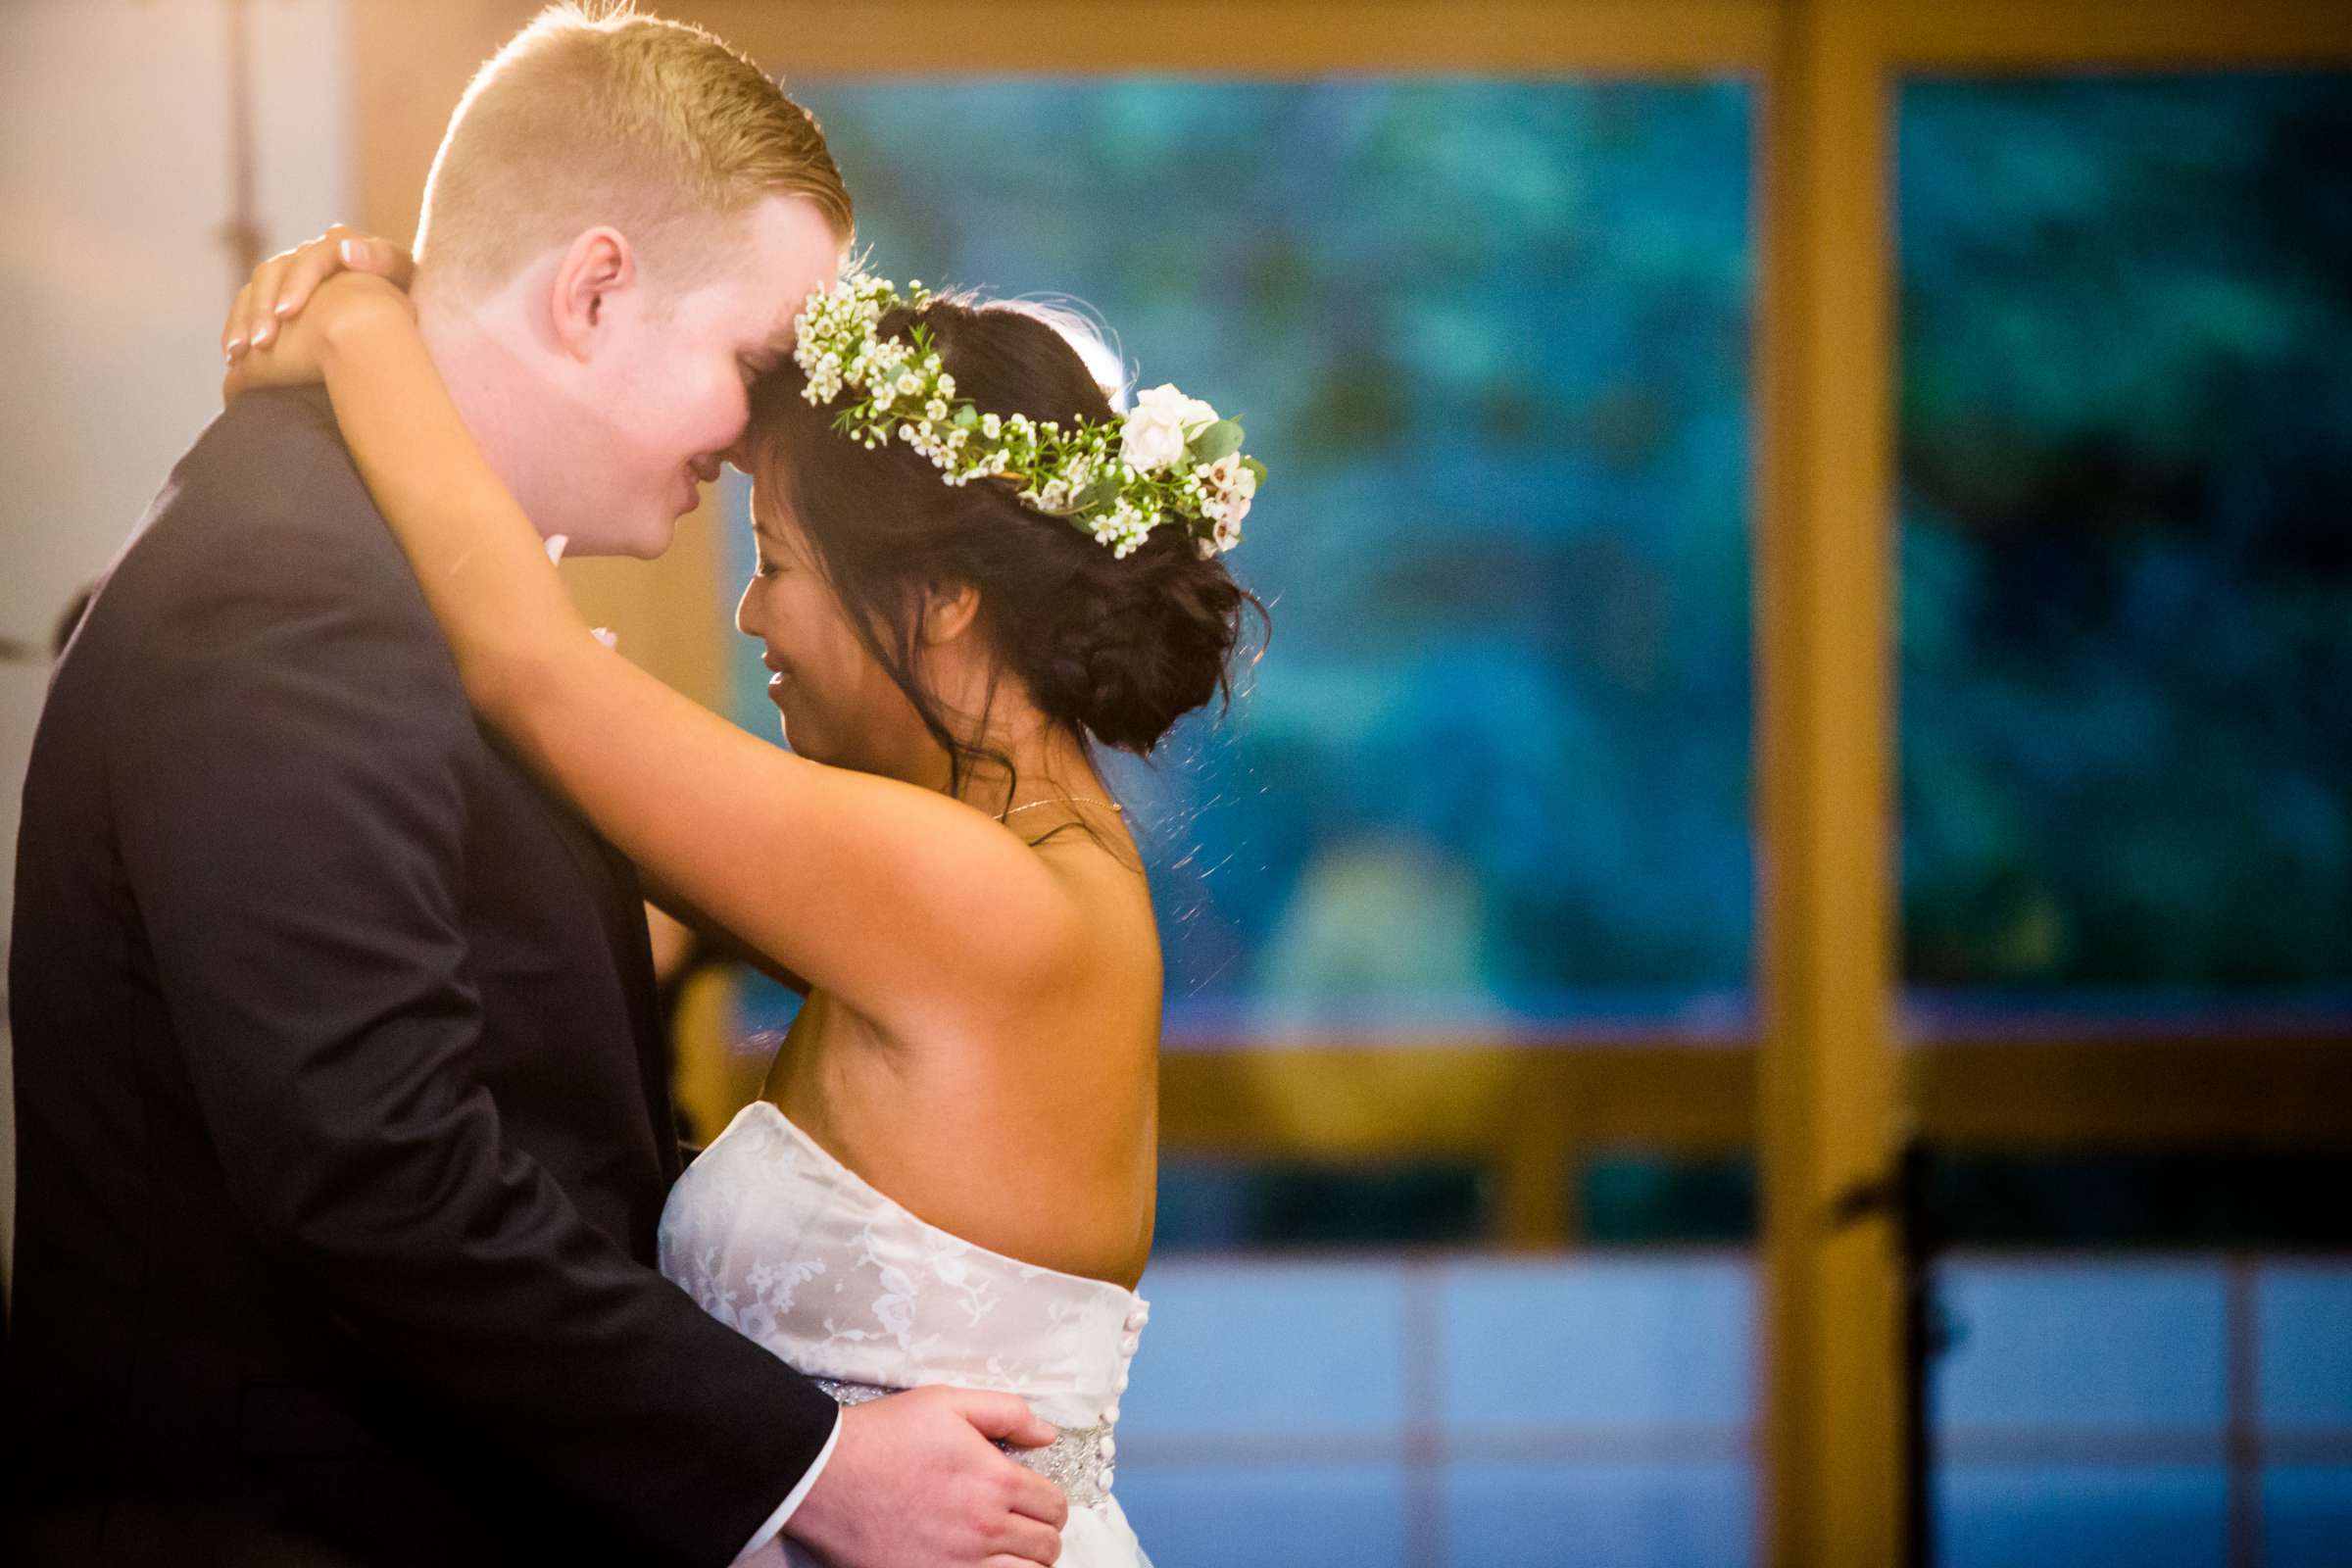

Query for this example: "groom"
[8,8,1066,1566]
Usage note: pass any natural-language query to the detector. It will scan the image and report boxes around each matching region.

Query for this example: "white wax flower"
[1205,453,1257,502]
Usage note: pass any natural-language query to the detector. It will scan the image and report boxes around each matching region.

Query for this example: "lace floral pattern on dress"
[659,1101,1152,1536]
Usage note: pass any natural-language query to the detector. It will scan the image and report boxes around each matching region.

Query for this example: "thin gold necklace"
[999,796,1123,821]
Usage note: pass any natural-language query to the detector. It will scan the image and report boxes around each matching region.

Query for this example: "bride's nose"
[733,579,761,638]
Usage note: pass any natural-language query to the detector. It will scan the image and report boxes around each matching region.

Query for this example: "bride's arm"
[296,276,1080,1033]
[644,873,811,997]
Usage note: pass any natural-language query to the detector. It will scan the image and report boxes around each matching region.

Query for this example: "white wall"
[0,0,351,1279]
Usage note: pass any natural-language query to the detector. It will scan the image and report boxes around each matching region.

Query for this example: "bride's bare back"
[764,829,1164,1288]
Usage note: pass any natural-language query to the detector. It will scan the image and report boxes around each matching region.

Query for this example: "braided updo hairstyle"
[744,296,1263,791]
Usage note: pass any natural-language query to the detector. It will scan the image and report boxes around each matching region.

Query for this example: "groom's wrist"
[735,1405,843,1563]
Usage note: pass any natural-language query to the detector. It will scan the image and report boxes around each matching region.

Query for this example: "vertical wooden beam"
[1753,1,1908,1564]
[347,0,534,247]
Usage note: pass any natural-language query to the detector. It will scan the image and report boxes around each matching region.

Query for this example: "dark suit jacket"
[9,388,838,1566]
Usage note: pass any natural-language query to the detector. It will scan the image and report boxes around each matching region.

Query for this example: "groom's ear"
[549,226,636,361]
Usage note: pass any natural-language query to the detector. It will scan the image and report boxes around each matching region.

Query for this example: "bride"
[221,238,1263,1567]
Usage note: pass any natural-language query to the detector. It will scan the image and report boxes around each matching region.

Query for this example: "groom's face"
[568,196,841,558]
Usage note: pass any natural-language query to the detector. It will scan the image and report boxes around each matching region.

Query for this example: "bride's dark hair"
[743,296,1263,801]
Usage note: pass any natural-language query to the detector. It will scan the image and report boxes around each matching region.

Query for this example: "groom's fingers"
[946,1389,1058,1451]
[981,1505,1065,1565]
[985,1532,1064,1568]
[1002,1463,1068,1533]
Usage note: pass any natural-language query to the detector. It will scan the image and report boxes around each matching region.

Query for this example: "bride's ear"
[920,581,982,647]
[550,226,636,361]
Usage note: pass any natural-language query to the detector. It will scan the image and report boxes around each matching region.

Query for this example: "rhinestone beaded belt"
[813,1378,1113,1507]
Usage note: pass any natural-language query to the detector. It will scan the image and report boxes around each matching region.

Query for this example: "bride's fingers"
[337,230,416,291]
[264,229,359,333]
[226,226,415,363]
[241,252,300,352]
[222,281,256,361]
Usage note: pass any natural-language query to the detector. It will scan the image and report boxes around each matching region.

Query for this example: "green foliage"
[1899,74,2352,996]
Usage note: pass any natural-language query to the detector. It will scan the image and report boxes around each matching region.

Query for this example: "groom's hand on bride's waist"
[784,1385,1069,1567]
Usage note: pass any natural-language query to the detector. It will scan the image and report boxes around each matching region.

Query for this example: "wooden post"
[1753,0,1908,1563]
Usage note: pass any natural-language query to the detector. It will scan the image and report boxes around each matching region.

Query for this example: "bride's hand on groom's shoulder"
[220,270,415,406]
[222,224,412,363]
[220,225,415,404]
[787,1385,1070,1567]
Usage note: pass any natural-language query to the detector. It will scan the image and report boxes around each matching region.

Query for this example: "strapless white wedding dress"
[660,1099,1153,1567]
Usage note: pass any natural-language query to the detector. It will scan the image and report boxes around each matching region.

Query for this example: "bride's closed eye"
[739,346,787,386]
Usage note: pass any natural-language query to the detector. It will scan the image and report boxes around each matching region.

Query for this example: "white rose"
[1120,402,1191,472]
[1122,383,1218,472]
[1136,381,1217,431]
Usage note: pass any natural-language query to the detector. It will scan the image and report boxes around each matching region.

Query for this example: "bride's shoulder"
[1025,822,1160,959]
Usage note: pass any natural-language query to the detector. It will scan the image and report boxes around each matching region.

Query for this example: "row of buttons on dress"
[1096,1298,1150,1495]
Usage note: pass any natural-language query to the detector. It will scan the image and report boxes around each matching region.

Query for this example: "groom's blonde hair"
[414,2,852,301]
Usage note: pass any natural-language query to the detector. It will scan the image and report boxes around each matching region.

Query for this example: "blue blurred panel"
[2263,1466,2352,1568]
[1439,1257,1752,1428]
[1935,1261,2228,1430]
[2258,1263,2352,1431]
[1115,1465,1408,1568]
[1445,1462,1752,1567]
[797,78,1756,1037]
[1936,1465,2230,1568]
[1896,74,2352,1001]
[1121,1260,1406,1436]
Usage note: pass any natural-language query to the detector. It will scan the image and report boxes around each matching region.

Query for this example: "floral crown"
[790,274,1264,560]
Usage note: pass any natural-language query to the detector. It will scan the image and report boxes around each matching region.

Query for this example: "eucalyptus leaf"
[1189,419,1245,464]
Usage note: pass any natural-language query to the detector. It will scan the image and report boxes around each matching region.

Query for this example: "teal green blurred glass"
[1898,74,2352,1008]
[744,79,1755,1038]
